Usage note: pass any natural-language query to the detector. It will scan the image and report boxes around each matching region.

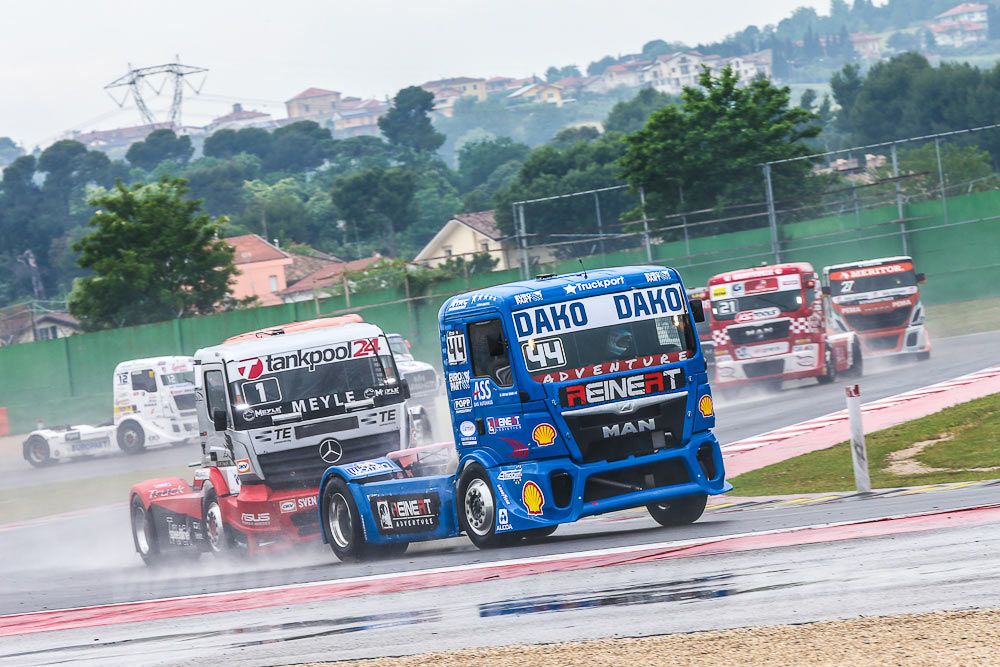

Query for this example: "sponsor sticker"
[522,481,545,515]
[241,512,270,525]
[459,421,477,437]
[486,415,521,433]
[236,458,251,474]
[644,270,671,282]
[473,378,493,405]
[497,508,512,532]
[370,492,441,535]
[496,485,511,506]
[532,423,557,446]
[497,466,523,482]
[280,500,297,513]
[734,307,780,323]
[452,397,472,413]
[343,460,396,477]
[560,368,686,408]
[563,275,625,295]
[447,298,469,311]
[522,337,566,372]
[448,371,470,392]
[513,290,543,306]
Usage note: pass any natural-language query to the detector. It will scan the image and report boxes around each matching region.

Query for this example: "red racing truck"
[707,262,861,391]
[822,256,931,360]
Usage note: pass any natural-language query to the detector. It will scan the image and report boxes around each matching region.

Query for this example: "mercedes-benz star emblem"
[319,439,343,464]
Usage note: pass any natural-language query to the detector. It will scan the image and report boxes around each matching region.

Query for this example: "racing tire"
[25,436,53,468]
[817,345,837,385]
[844,340,864,379]
[321,476,394,562]
[647,494,708,527]
[117,421,146,454]
[458,463,514,550]
[202,484,237,556]
[916,351,931,361]
[130,494,161,566]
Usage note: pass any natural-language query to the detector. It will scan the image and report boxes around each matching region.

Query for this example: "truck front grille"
[563,393,687,464]
[173,393,196,411]
[743,359,785,378]
[405,369,439,396]
[844,307,911,332]
[728,320,790,345]
[257,430,401,490]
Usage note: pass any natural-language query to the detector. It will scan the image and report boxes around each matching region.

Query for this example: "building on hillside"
[850,32,882,59]
[639,52,707,93]
[485,76,519,93]
[276,255,384,303]
[412,211,514,270]
[928,3,988,47]
[508,82,565,106]
[420,77,488,116]
[224,234,294,306]
[73,122,176,150]
[331,98,389,137]
[724,49,773,81]
[0,305,81,346]
[205,103,275,133]
[285,88,342,119]
[596,61,650,91]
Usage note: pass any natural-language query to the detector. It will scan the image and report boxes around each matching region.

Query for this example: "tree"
[0,137,22,165]
[587,56,617,76]
[378,86,445,153]
[332,167,417,257]
[830,63,864,133]
[545,65,581,82]
[125,130,194,170]
[876,143,996,197]
[265,121,333,172]
[604,87,674,133]
[457,137,530,192]
[185,153,261,217]
[799,88,818,111]
[68,177,237,330]
[619,66,820,219]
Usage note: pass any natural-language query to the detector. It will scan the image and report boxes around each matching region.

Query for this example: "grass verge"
[0,463,192,524]
[925,295,1000,339]
[730,392,1000,496]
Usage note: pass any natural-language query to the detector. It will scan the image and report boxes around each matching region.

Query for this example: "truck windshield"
[522,315,696,382]
[711,290,802,321]
[830,268,917,297]
[161,371,195,386]
[387,336,412,359]
[228,342,401,430]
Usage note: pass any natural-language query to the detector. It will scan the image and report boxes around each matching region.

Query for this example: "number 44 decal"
[522,337,566,372]
[446,331,468,366]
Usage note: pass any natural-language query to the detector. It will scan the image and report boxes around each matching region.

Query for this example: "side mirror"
[916,272,926,284]
[400,379,411,400]
[688,298,705,323]
[821,285,831,296]
[211,409,227,432]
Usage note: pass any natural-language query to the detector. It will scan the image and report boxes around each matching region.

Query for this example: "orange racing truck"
[822,256,931,360]
[707,262,862,390]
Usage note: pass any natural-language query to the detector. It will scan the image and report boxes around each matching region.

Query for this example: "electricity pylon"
[105,59,208,127]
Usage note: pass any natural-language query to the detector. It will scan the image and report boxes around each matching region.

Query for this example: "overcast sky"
[2,0,828,149]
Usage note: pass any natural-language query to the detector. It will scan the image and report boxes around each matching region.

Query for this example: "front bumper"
[858,323,930,357]
[714,343,822,386]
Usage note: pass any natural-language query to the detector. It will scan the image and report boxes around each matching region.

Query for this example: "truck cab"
[823,256,931,360]
[128,322,413,562]
[708,262,860,390]
[317,266,730,560]
[112,356,198,453]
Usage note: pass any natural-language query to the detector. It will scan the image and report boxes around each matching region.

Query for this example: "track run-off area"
[0,329,997,666]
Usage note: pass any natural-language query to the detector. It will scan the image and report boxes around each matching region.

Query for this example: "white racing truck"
[386,333,442,440]
[23,356,198,467]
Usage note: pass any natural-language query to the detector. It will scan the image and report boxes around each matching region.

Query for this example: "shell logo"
[698,394,714,418]
[522,481,545,515]
[532,423,557,447]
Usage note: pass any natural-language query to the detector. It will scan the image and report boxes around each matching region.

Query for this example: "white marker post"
[845,384,871,493]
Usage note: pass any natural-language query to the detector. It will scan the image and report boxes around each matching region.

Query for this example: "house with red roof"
[929,3,988,47]
[276,255,385,303]
[412,211,515,270]
[284,88,342,120]
[73,122,176,150]
[420,77,488,116]
[205,103,274,133]
[850,32,883,59]
[224,235,294,306]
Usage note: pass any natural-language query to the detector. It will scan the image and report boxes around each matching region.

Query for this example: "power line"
[105,59,209,127]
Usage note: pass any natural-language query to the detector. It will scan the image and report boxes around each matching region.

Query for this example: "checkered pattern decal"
[788,318,819,334]
[712,329,730,346]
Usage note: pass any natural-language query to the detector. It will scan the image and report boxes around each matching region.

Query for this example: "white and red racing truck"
[822,256,931,360]
[707,262,862,390]
[23,356,197,467]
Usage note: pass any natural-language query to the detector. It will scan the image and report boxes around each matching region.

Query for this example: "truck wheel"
[844,341,864,379]
[202,485,235,556]
[647,494,707,526]
[117,421,145,454]
[321,476,370,561]
[817,345,837,385]
[458,464,512,550]
[25,436,52,467]
[130,494,161,566]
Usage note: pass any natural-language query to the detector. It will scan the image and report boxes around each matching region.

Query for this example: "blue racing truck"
[317,266,731,560]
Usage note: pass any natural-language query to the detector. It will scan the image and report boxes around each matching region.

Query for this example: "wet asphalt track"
[0,330,997,665]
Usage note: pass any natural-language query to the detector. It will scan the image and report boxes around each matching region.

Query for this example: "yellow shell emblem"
[698,394,714,418]
[522,481,545,515]
[532,423,557,447]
